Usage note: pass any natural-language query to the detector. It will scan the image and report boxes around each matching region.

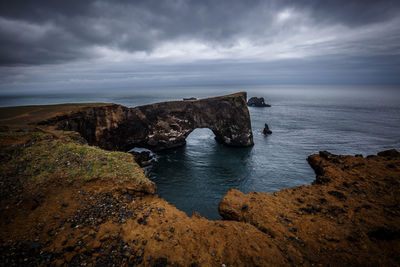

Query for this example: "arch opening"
[185,128,216,146]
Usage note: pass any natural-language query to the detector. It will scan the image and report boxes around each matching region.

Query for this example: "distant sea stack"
[247,97,271,107]
[40,92,254,151]
[263,123,272,135]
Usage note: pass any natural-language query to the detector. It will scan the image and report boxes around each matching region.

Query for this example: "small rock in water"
[128,148,156,167]
[263,123,272,135]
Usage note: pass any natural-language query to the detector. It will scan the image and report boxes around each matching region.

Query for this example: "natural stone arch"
[41,92,254,152]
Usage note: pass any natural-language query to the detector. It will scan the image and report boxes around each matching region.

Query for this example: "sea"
[1,85,400,219]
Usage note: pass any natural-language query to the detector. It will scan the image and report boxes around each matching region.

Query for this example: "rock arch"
[41,92,254,151]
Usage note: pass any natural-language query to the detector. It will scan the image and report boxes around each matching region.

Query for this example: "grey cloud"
[1,0,400,65]
[1,55,399,93]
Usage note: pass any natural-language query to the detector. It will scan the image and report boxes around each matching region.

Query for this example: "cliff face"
[219,149,400,266]
[41,92,253,151]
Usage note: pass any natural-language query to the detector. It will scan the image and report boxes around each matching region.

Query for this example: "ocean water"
[1,86,400,219]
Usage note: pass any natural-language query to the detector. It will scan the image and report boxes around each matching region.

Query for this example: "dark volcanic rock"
[247,97,271,107]
[263,123,272,135]
[377,149,400,158]
[40,92,254,151]
[128,148,155,167]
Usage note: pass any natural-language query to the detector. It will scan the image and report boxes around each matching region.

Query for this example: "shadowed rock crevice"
[40,92,254,151]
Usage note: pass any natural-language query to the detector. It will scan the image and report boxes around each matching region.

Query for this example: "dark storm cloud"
[287,0,400,26]
[1,0,400,65]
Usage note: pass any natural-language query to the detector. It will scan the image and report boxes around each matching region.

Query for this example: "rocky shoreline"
[219,149,400,265]
[0,97,399,266]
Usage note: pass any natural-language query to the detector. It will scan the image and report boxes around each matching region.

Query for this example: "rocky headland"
[0,94,399,266]
[39,92,253,151]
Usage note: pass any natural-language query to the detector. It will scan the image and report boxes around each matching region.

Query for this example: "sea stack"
[247,97,271,107]
[263,123,272,134]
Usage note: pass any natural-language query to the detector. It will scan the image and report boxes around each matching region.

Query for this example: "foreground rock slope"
[0,128,284,266]
[39,92,254,151]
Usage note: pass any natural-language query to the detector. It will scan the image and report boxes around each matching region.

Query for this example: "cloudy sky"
[1,0,400,92]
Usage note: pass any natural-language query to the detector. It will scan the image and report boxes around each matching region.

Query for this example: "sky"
[0,0,400,92]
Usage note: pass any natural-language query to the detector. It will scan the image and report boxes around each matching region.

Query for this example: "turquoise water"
[1,86,400,219]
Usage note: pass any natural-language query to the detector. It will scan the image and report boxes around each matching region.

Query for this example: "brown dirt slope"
[219,150,400,266]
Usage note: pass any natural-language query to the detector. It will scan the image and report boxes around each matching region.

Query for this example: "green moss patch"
[0,129,154,192]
